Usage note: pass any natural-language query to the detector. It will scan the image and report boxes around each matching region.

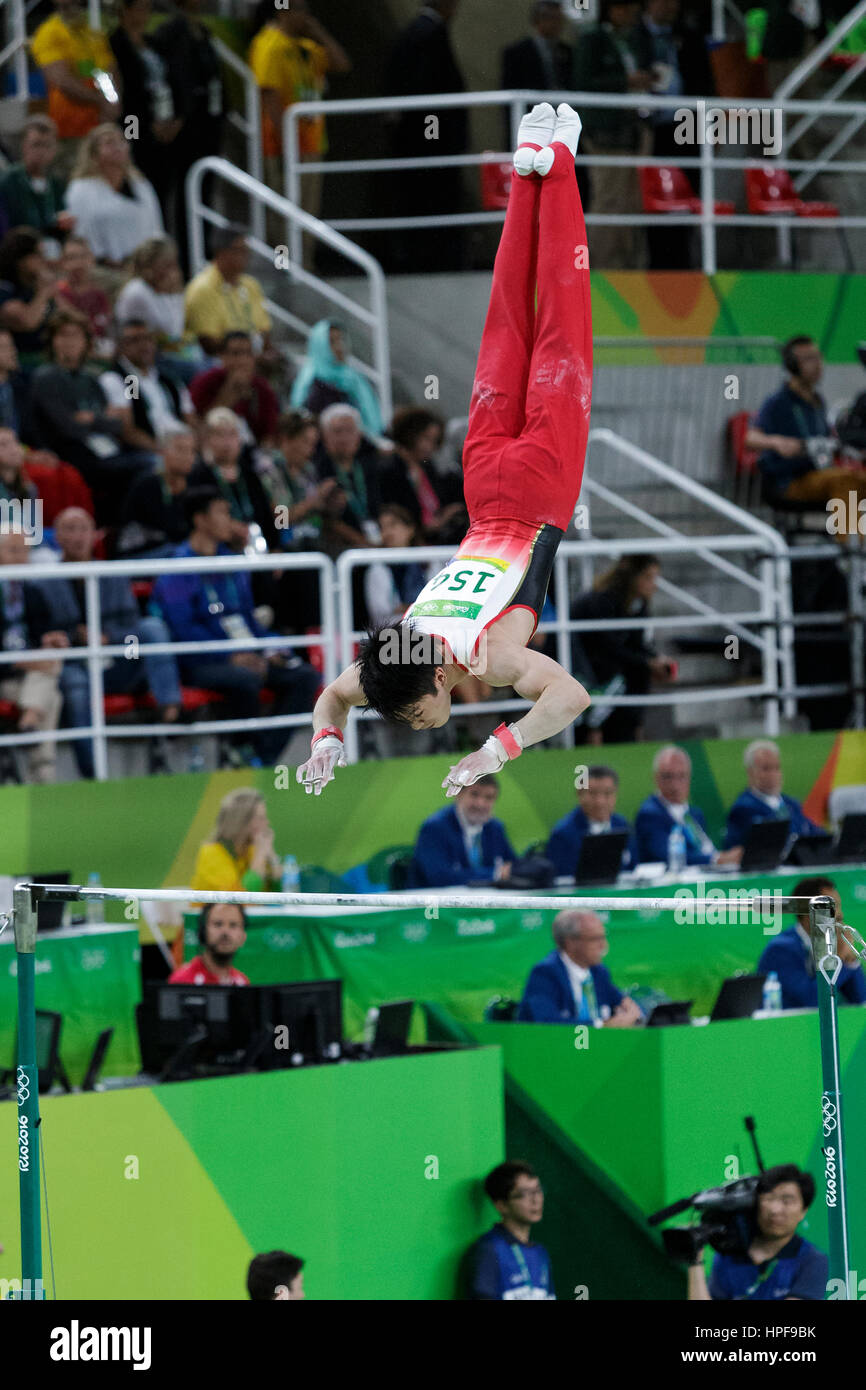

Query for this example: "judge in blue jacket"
[518,909,643,1025]
[411,775,517,887]
[635,745,742,868]
[758,876,866,1010]
[546,763,637,876]
[724,740,824,850]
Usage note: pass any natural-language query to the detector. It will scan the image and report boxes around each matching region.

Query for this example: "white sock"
[552,102,582,158]
[513,101,556,176]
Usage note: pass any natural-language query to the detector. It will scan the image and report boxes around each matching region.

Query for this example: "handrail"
[211,37,265,245]
[774,0,866,98]
[186,156,393,424]
[2,0,28,100]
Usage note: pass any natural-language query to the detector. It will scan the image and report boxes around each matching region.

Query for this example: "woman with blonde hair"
[190,787,283,893]
[65,124,163,278]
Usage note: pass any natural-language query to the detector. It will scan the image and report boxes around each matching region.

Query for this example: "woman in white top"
[115,235,206,383]
[65,123,163,273]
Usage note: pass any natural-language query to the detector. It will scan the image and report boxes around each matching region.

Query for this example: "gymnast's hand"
[442,738,508,797]
[296,736,347,796]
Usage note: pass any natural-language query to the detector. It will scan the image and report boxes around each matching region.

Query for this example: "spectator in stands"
[411,775,516,887]
[379,406,466,543]
[190,333,280,446]
[570,554,675,744]
[518,908,643,1024]
[290,320,383,436]
[745,337,866,516]
[502,2,572,92]
[30,0,121,179]
[546,763,637,877]
[109,0,181,218]
[168,903,250,986]
[99,320,195,454]
[184,227,275,367]
[264,410,340,633]
[38,505,182,777]
[364,505,430,628]
[55,236,114,359]
[150,0,225,274]
[632,0,715,269]
[65,124,164,279]
[117,422,196,557]
[573,0,652,269]
[635,744,742,867]
[314,403,381,554]
[688,1164,828,1301]
[2,426,95,530]
[114,237,203,385]
[384,0,469,271]
[0,227,62,370]
[29,309,155,520]
[248,0,351,240]
[724,739,824,851]
[0,428,39,510]
[466,1161,553,1300]
[0,117,74,247]
[0,330,29,437]
[757,876,866,1012]
[247,1251,306,1301]
[152,486,320,766]
[0,526,65,782]
[190,408,276,552]
[190,787,282,893]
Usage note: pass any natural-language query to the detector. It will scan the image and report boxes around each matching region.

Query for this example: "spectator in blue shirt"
[546,762,637,876]
[635,744,742,868]
[411,775,517,887]
[518,908,643,1025]
[757,876,866,1011]
[724,739,824,851]
[688,1164,828,1301]
[466,1161,555,1300]
[151,487,319,766]
[745,336,866,518]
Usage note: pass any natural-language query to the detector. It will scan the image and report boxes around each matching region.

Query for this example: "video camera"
[647,1116,765,1265]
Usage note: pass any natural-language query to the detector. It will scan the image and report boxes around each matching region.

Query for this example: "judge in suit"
[635,744,742,868]
[757,877,866,1011]
[411,775,517,887]
[518,909,643,1025]
[724,740,824,851]
[546,763,637,876]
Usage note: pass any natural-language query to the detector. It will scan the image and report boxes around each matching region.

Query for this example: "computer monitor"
[710,974,766,1022]
[645,1000,693,1028]
[372,1000,414,1056]
[575,831,629,886]
[256,980,343,1069]
[139,982,260,1073]
[739,820,791,873]
[835,814,866,863]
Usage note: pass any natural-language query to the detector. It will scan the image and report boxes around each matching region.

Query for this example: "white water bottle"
[667,825,687,874]
[762,971,783,1012]
[86,871,104,925]
[281,855,300,893]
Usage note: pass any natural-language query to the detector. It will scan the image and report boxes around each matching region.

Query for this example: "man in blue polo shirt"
[467,1160,555,1300]
[546,762,637,876]
[745,336,866,518]
[411,774,516,887]
[724,739,824,851]
[688,1164,828,1300]
[757,876,866,1010]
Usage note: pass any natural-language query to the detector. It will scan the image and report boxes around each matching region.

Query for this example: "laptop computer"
[834,813,866,863]
[575,830,629,886]
[372,1000,414,1057]
[645,1000,694,1027]
[739,820,791,873]
[710,974,766,1022]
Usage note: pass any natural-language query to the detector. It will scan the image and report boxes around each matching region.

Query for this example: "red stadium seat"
[23,458,95,524]
[639,165,735,215]
[727,410,759,507]
[744,165,838,218]
[480,156,512,211]
[0,699,19,721]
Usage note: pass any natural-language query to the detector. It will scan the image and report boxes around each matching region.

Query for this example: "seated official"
[518,909,643,1026]
[546,763,637,876]
[724,739,824,850]
[191,787,282,894]
[636,745,742,868]
[466,1161,554,1300]
[411,776,517,888]
[246,1251,305,1301]
[688,1164,828,1301]
[168,902,250,986]
[757,876,866,1010]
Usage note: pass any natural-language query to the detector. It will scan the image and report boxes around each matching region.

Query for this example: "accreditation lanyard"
[336,461,367,518]
[739,1256,780,1300]
[509,1240,547,1294]
[217,469,254,523]
[791,398,827,439]
[202,573,241,617]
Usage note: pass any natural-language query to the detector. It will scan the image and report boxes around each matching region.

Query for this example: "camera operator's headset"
[197,903,248,947]
[782,340,804,378]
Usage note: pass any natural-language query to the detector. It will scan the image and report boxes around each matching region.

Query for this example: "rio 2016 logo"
[17,1067,31,1173]
[822,1095,838,1138]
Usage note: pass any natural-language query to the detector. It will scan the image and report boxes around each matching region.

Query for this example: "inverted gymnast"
[298,103,593,798]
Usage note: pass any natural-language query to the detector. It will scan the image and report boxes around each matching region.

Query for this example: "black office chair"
[483,996,519,1022]
[0,1009,72,1095]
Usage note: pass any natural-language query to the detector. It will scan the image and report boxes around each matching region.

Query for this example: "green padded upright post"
[12,884,44,1300]
[809,893,850,1297]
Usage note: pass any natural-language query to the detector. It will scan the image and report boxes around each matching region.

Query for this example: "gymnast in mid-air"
[298,102,594,798]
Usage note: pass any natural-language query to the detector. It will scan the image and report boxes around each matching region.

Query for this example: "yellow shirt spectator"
[191,840,280,896]
[31,12,115,140]
[248,26,328,159]
[184,262,271,352]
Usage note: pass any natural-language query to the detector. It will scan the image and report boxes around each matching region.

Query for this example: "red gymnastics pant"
[462,141,593,536]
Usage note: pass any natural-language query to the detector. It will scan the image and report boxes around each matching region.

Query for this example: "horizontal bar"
[22,883,822,915]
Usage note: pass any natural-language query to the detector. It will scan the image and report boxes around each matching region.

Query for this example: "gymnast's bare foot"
[513,101,556,177]
[534,102,583,176]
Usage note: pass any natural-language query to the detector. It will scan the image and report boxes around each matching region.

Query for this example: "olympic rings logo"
[822,1096,838,1137]
[15,1066,29,1104]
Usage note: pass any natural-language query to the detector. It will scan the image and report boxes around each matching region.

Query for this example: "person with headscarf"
[289,319,383,436]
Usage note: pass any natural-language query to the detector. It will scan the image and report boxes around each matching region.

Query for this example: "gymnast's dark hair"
[355,622,444,725]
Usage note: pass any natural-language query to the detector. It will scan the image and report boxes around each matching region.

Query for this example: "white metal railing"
[211,37,264,245]
[283,89,866,276]
[186,156,393,425]
[775,0,866,98]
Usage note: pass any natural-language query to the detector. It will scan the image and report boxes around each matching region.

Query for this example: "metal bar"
[288,88,866,118]
[785,53,866,151]
[795,109,866,194]
[699,108,717,276]
[10,0,28,100]
[760,555,780,736]
[775,0,866,98]
[212,37,264,244]
[83,574,108,782]
[848,544,866,728]
[13,884,43,1301]
[808,895,851,1294]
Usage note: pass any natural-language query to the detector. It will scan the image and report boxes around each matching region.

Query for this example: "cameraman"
[687,1164,828,1301]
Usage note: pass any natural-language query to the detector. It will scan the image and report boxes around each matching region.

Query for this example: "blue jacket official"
[758,927,866,1010]
[411,805,517,888]
[724,788,822,850]
[635,793,714,866]
[517,950,624,1022]
[546,807,637,877]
